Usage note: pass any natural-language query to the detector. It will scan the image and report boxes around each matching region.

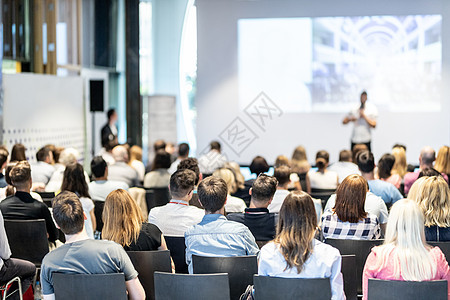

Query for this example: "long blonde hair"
[102,189,145,247]
[374,199,436,281]
[435,146,450,174]
[407,177,427,202]
[275,191,317,273]
[129,145,143,164]
[391,147,407,178]
[213,168,237,194]
[412,176,450,227]
[291,146,310,173]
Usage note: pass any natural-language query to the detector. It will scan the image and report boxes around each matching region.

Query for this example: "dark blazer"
[101,124,116,147]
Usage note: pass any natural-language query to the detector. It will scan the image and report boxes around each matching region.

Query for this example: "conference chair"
[35,192,55,208]
[127,250,171,300]
[53,273,127,300]
[325,238,383,295]
[0,276,22,300]
[367,279,447,300]
[93,200,105,232]
[144,187,170,212]
[341,255,357,300]
[154,272,230,300]
[253,275,331,300]
[192,255,258,300]
[428,241,450,265]
[310,188,336,208]
[164,236,188,274]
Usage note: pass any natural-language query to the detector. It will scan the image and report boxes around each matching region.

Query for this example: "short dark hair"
[107,108,116,120]
[177,158,200,185]
[274,165,291,186]
[251,174,278,203]
[339,150,352,162]
[249,156,270,175]
[0,149,8,168]
[377,154,395,180]
[361,91,367,96]
[356,150,375,173]
[52,191,85,235]
[178,143,190,157]
[151,150,172,171]
[36,146,51,162]
[170,169,196,199]
[91,156,107,178]
[210,141,221,151]
[197,176,228,212]
[153,140,166,151]
[10,161,31,188]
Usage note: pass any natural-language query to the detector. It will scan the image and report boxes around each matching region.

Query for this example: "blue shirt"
[185,214,260,273]
[368,180,403,207]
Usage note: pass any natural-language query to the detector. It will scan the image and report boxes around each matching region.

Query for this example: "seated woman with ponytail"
[308,150,339,190]
[362,199,450,299]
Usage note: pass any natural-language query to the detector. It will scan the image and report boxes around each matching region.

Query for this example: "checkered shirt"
[321,210,381,240]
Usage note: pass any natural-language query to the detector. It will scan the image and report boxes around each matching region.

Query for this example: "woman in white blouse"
[258,191,345,300]
[308,150,339,190]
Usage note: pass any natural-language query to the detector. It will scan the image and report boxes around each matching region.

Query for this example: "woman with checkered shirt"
[321,175,381,240]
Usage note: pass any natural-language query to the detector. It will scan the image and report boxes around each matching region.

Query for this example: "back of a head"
[91,156,107,179]
[36,146,51,162]
[10,161,31,189]
[61,163,90,198]
[197,176,228,213]
[392,143,407,152]
[59,148,79,166]
[249,156,270,175]
[11,144,26,161]
[52,146,64,164]
[274,165,291,186]
[130,145,143,162]
[212,168,236,194]
[251,174,278,204]
[391,147,407,177]
[152,149,172,170]
[210,141,221,152]
[225,162,245,190]
[275,155,290,168]
[415,176,450,227]
[435,146,450,174]
[377,154,396,179]
[356,150,375,173]
[170,169,196,199]
[352,144,368,163]
[420,146,436,166]
[178,143,190,157]
[177,157,200,185]
[52,191,85,235]
[112,145,128,163]
[339,150,352,162]
[153,140,166,152]
[315,150,329,170]
[275,191,317,273]
[292,145,307,162]
[334,174,368,223]
[0,149,8,168]
[102,189,144,247]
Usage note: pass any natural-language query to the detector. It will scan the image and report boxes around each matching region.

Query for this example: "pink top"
[381,174,402,189]
[363,246,450,300]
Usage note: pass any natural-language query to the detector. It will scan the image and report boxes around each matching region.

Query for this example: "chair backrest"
[4,219,49,266]
[164,236,188,274]
[428,242,450,265]
[310,188,336,208]
[325,238,383,294]
[36,191,55,208]
[127,250,172,300]
[53,273,127,300]
[341,255,357,300]
[368,279,447,300]
[145,188,170,211]
[192,255,257,300]
[253,275,331,300]
[93,201,105,232]
[154,272,230,300]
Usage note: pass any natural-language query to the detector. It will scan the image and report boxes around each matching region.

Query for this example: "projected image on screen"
[238,15,442,113]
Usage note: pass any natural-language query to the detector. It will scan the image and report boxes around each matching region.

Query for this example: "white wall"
[195,0,450,165]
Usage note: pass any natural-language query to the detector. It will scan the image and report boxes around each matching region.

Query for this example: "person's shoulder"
[226,212,245,222]
[313,239,341,257]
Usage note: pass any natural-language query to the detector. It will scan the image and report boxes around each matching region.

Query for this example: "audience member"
[258,191,345,300]
[108,145,139,187]
[148,169,204,237]
[88,156,129,202]
[145,140,167,173]
[227,174,278,243]
[0,162,43,202]
[291,145,311,193]
[391,146,407,179]
[31,146,55,185]
[61,163,96,239]
[0,149,9,188]
[10,144,26,162]
[102,189,167,251]
[101,108,118,148]
[185,177,259,273]
[268,166,290,213]
[100,140,117,165]
[352,143,368,163]
[198,141,227,175]
[328,149,360,184]
[377,154,401,189]
[237,156,270,205]
[226,162,247,198]
[0,210,36,300]
[165,142,177,162]
[322,175,381,240]
[144,149,172,188]
[274,155,302,191]
[168,143,190,174]
[392,143,416,172]
[308,150,339,189]
[435,146,450,182]
[177,157,203,208]
[129,145,145,182]
[41,191,145,299]
[409,176,450,241]
[0,161,59,243]
[356,151,403,207]
[362,199,450,300]
[212,168,246,213]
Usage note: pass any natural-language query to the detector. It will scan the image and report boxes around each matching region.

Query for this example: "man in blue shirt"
[356,150,403,208]
[185,176,259,273]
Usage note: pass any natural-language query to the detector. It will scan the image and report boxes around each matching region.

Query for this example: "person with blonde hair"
[102,189,168,251]
[129,145,145,182]
[362,199,450,299]
[435,146,450,180]
[212,168,246,213]
[275,155,302,191]
[391,146,407,179]
[291,145,310,173]
[258,191,345,300]
[409,176,450,241]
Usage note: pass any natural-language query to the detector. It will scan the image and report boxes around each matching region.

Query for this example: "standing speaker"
[89,80,104,112]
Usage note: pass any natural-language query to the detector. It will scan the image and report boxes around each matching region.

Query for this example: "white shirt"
[88,180,129,202]
[258,240,345,300]
[143,169,171,188]
[328,162,361,184]
[225,195,246,213]
[45,165,90,192]
[308,170,339,189]
[349,102,378,143]
[148,199,205,237]
[130,160,145,182]
[324,191,388,224]
[267,189,290,213]
[31,161,55,185]
[168,158,182,174]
